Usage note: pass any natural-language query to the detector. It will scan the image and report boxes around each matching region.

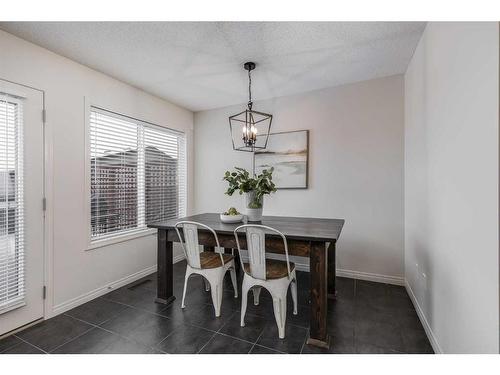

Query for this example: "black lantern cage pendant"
[229,62,273,152]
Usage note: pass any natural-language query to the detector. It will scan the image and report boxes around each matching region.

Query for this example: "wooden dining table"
[148,212,344,348]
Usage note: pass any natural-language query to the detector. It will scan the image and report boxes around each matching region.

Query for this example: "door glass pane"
[0,95,24,313]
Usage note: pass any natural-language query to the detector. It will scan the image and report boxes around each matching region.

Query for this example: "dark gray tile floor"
[0,260,434,354]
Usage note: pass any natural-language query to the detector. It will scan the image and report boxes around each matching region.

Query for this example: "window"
[89,107,186,242]
[0,94,24,313]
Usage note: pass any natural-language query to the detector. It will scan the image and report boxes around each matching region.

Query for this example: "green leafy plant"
[223,167,277,208]
[223,207,240,216]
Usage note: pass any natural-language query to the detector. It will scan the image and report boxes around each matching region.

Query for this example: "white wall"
[194,76,405,282]
[0,30,194,316]
[404,22,499,353]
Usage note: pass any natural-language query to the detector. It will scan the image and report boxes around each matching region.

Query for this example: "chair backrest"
[233,224,290,281]
[175,221,222,269]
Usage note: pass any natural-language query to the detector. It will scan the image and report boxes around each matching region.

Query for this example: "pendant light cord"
[248,70,253,110]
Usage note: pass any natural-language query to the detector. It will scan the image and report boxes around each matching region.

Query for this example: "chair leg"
[181,269,191,309]
[240,278,250,327]
[252,286,262,306]
[209,272,224,317]
[230,265,238,298]
[291,278,298,315]
[272,291,288,339]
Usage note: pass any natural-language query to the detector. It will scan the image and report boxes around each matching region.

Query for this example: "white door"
[0,80,44,336]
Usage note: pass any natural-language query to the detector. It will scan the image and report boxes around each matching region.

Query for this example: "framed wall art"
[254,130,309,189]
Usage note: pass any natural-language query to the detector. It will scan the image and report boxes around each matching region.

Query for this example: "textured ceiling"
[0,22,425,111]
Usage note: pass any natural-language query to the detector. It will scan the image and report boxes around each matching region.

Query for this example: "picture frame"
[254,130,309,189]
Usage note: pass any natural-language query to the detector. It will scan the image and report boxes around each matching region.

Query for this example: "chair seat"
[243,259,295,280]
[199,251,234,269]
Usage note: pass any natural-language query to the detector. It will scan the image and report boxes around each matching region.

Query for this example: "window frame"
[84,101,186,250]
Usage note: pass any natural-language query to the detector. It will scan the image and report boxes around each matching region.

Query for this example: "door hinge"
[42,197,47,211]
[42,286,47,300]
[42,109,46,123]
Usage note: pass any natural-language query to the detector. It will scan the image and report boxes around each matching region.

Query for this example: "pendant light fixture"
[229,62,273,152]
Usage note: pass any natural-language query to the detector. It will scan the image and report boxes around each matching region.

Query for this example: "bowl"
[220,213,243,223]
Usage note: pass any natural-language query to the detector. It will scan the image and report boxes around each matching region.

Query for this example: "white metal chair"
[234,224,298,339]
[175,221,238,317]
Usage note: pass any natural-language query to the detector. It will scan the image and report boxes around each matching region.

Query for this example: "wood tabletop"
[148,212,344,242]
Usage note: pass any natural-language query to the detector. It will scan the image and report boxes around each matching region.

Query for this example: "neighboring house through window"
[89,107,186,241]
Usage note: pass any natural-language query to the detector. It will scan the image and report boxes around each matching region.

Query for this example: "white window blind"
[90,107,186,241]
[143,125,187,225]
[0,94,24,314]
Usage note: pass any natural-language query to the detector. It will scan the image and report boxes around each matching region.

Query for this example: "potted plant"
[223,167,277,221]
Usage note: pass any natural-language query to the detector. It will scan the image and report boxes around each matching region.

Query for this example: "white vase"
[245,191,263,222]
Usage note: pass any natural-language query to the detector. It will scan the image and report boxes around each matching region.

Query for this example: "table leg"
[328,241,336,299]
[155,229,175,305]
[307,241,329,348]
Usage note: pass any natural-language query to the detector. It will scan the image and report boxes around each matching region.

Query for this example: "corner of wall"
[405,279,442,354]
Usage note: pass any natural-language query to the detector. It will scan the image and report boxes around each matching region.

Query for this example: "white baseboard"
[52,253,187,318]
[336,268,405,286]
[241,252,402,285]
[51,265,158,317]
[405,279,443,354]
[49,251,403,320]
